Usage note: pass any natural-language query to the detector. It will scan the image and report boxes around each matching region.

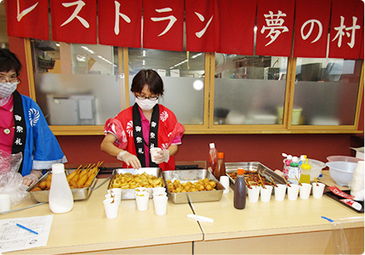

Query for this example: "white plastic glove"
[117,151,141,169]
[152,149,170,164]
[22,173,39,186]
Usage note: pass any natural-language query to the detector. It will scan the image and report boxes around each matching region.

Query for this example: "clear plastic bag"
[0,151,29,206]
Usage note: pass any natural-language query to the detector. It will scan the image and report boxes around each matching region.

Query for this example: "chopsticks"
[244,178,252,189]
[283,177,291,187]
[258,174,266,189]
[270,176,278,187]
[295,176,302,186]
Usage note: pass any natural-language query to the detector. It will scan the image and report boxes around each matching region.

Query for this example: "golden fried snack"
[167,179,218,193]
[110,173,164,189]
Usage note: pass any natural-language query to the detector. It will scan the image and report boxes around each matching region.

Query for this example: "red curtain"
[256,0,295,56]
[329,0,364,59]
[293,0,330,58]
[98,0,142,48]
[6,0,49,40]
[185,0,217,52]
[51,0,97,44]
[217,0,256,55]
[143,0,184,51]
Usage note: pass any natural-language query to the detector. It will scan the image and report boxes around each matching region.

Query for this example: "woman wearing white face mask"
[0,49,67,186]
[101,69,184,170]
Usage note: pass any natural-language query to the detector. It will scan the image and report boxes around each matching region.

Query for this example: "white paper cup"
[260,185,273,202]
[274,184,287,201]
[135,193,149,211]
[299,183,312,200]
[287,184,300,200]
[103,199,119,219]
[219,176,230,194]
[150,147,162,163]
[153,195,168,215]
[152,187,166,196]
[0,194,11,213]
[109,188,122,204]
[312,182,325,199]
[247,185,260,203]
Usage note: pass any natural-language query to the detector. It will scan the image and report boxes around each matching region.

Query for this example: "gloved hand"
[117,151,141,169]
[22,173,40,186]
[152,149,170,164]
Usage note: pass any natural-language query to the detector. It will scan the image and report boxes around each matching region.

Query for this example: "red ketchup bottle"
[208,143,218,175]
[234,168,247,209]
[215,152,226,179]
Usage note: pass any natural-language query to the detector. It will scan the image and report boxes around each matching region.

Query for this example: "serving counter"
[1,172,364,254]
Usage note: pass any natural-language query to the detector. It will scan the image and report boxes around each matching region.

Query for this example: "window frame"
[24,39,364,135]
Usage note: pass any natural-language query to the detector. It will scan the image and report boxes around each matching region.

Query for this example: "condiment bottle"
[215,152,226,179]
[299,159,311,184]
[208,143,218,175]
[234,168,246,209]
[287,156,300,184]
[49,163,74,213]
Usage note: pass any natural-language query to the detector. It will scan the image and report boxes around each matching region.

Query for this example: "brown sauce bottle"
[234,168,247,209]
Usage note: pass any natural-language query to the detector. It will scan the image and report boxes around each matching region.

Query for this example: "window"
[214,54,288,125]
[31,40,124,126]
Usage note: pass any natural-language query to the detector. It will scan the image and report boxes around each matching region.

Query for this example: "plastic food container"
[308,159,326,181]
[326,155,361,163]
[326,161,358,186]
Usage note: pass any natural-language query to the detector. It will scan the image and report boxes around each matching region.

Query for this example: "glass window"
[294,58,362,125]
[31,40,125,125]
[0,2,8,48]
[128,48,205,125]
[214,54,287,125]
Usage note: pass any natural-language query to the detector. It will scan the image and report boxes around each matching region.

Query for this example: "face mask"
[0,81,18,98]
[135,97,158,111]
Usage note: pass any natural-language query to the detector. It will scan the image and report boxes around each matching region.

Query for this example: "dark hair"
[0,49,22,75]
[131,69,164,95]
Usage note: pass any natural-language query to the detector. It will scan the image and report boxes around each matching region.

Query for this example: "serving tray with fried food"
[163,169,224,204]
[225,162,286,187]
[108,168,164,199]
[27,162,102,202]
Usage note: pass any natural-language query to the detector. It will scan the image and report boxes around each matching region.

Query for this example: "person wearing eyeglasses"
[0,48,66,186]
[101,69,185,170]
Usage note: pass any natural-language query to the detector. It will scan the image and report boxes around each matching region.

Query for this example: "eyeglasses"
[136,95,159,101]
[0,74,19,83]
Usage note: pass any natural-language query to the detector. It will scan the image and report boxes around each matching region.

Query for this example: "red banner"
[143,0,184,51]
[98,0,142,48]
[185,0,217,52]
[293,0,330,58]
[6,0,49,40]
[217,0,256,55]
[329,0,363,59]
[256,0,294,56]
[51,0,97,44]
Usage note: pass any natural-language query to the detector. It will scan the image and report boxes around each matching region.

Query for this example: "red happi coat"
[104,105,185,170]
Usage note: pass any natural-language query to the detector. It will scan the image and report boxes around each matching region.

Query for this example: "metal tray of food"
[225,162,286,186]
[163,169,224,204]
[108,167,164,199]
[27,168,99,202]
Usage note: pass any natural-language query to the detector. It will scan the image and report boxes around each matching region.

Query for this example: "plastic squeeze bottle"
[208,143,218,175]
[287,156,300,184]
[49,163,74,213]
[215,152,226,179]
[234,168,247,209]
[299,159,311,184]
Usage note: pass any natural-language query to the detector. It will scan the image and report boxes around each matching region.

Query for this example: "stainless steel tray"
[163,169,224,204]
[225,161,286,185]
[108,167,162,199]
[27,169,98,202]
